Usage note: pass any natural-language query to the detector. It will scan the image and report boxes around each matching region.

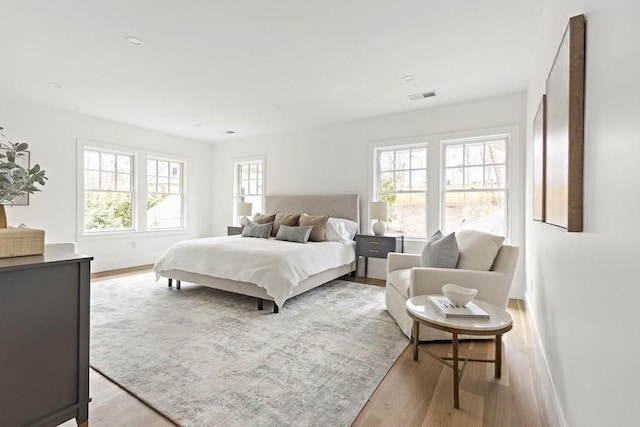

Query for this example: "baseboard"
[524,294,566,427]
[91,264,153,280]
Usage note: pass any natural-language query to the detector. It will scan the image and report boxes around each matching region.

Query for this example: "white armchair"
[385,245,519,341]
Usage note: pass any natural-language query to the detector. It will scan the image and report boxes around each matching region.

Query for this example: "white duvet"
[153,235,356,307]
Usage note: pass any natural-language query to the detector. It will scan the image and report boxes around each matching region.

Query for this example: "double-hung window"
[234,157,264,222]
[442,137,507,235]
[147,158,184,229]
[372,129,512,240]
[375,145,427,236]
[83,149,134,232]
[80,140,186,234]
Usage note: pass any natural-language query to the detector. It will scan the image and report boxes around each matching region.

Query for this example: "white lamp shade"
[369,201,389,221]
[237,202,253,216]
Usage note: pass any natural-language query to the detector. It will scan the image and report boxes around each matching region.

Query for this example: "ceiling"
[0,1,542,143]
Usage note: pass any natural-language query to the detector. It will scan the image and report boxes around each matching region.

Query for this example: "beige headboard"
[264,194,360,225]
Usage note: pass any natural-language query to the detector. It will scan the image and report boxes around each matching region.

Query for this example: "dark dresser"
[0,247,92,427]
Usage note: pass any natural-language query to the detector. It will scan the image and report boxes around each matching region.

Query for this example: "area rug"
[90,273,408,426]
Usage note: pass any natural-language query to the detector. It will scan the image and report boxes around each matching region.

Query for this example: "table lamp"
[237,202,253,226]
[370,201,389,235]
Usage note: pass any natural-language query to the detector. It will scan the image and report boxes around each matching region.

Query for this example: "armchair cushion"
[420,230,459,268]
[456,229,505,271]
[387,269,412,299]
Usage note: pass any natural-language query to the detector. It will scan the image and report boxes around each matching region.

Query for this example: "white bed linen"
[153,235,356,307]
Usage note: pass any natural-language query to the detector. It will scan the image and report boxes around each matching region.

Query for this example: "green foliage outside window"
[379,175,397,221]
[84,192,167,231]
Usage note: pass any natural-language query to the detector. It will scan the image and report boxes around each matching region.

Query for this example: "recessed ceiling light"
[48,82,62,88]
[125,36,144,46]
[275,105,285,110]
[402,75,414,82]
[225,130,236,135]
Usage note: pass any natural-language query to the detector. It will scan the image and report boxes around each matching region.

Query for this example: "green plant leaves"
[0,138,48,204]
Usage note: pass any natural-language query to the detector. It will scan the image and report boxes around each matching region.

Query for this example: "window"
[79,140,187,235]
[147,158,184,229]
[375,145,427,236]
[371,128,513,240]
[234,158,264,222]
[83,149,134,232]
[443,137,507,235]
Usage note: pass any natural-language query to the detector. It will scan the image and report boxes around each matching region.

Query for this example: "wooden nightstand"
[355,234,404,278]
[227,226,243,236]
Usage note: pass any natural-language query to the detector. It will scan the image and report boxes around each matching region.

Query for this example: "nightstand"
[227,226,243,236]
[355,234,404,278]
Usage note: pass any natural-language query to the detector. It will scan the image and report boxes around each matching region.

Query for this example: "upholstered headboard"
[264,194,360,225]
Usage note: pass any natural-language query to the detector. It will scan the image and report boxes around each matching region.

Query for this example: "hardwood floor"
[353,299,552,427]
[62,269,552,427]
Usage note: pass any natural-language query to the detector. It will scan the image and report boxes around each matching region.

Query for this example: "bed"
[153,194,360,312]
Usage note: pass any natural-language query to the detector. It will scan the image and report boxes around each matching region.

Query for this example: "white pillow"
[456,229,505,271]
[325,217,359,242]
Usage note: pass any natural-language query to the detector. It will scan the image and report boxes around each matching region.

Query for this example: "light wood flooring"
[61,270,552,427]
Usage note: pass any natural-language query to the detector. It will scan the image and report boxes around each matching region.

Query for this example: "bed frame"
[160,194,360,313]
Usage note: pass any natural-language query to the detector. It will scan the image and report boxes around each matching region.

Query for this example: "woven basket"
[0,228,45,258]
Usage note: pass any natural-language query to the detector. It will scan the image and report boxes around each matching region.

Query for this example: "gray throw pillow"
[275,224,313,243]
[241,220,273,238]
[420,230,459,268]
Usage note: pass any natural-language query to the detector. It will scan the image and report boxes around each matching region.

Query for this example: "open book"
[428,295,490,319]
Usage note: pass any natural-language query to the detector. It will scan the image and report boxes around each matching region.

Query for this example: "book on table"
[427,295,490,319]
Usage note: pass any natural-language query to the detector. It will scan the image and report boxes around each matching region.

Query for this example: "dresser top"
[0,246,92,271]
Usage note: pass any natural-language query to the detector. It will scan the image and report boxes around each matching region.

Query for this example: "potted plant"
[0,127,47,228]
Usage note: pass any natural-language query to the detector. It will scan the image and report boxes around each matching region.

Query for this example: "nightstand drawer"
[227,226,243,236]
[355,234,404,258]
[357,238,396,256]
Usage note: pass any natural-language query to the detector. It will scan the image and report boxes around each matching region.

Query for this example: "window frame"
[232,155,265,225]
[77,139,188,238]
[369,125,517,242]
[146,156,185,231]
[373,142,429,237]
[441,135,509,237]
[81,145,137,234]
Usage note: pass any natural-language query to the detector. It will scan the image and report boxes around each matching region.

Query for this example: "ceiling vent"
[408,91,437,101]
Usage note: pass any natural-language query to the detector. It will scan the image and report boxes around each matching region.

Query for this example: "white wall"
[211,92,528,297]
[0,97,213,271]
[526,1,640,425]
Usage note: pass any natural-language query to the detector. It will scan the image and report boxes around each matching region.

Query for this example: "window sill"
[78,228,188,241]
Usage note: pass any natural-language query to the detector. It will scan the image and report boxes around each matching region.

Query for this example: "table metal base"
[411,321,503,409]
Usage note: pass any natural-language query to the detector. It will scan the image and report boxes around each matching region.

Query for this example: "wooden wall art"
[544,14,585,232]
[533,95,546,222]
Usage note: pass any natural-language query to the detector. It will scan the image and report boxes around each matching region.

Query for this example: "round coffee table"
[406,295,513,409]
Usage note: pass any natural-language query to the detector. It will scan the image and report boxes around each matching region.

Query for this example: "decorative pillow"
[241,220,273,239]
[252,213,276,224]
[456,229,505,271]
[325,217,359,242]
[300,214,329,242]
[272,213,301,237]
[275,224,312,243]
[420,230,459,268]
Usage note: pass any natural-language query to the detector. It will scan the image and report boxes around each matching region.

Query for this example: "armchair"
[385,245,519,341]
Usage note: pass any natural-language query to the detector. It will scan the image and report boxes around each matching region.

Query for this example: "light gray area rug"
[90,273,408,426]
